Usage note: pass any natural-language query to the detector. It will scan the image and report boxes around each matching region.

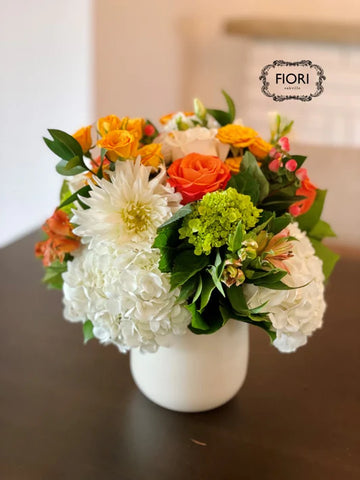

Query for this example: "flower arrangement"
[35,91,339,354]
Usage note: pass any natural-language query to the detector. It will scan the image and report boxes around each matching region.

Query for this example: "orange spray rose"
[167,153,231,204]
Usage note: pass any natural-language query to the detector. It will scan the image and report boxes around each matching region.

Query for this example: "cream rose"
[157,127,230,164]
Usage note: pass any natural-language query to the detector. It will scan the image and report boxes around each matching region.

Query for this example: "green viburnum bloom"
[179,188,262,255]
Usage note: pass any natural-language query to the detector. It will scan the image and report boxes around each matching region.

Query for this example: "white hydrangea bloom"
[243,223,326,353]
[157,126,230,164]
[72,159,182,249]
[62,244,191,353]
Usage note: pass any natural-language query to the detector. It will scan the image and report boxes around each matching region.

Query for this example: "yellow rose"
[137,143,164,170]
[73,125,92,153]
[120,117,145,156]
[248,137,272,160]
[216,124,258,148]
[97,130,135,161]
[97,114,122,136]
[224,156,242,174]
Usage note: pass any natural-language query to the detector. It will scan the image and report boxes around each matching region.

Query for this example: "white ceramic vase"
[130,319,249,413]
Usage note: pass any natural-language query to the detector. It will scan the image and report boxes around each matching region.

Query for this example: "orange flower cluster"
[35,210,80,267]
[93,114,163,169]
[216,124,272,160]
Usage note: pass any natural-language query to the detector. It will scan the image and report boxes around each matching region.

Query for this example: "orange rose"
[137,143,164,170]
[97,114,122,136]
[73,125,92,153]
[224,156,242,174]
[97,130,135,161]
[289,178,317,217]
[216,124,258,148]
[248,137,272,160]
[35,210,80,266]
[167,153,231,204]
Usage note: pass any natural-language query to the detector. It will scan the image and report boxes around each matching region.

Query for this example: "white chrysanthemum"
[243,223,326,353]
[156,127,230,164]
[62,244,191,353]
[72,159,182,249]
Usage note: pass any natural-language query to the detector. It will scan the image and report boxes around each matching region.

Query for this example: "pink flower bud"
[296,167,308,181]
[269,158,281,172]
[279,136,290,152]
[144,124,155,136]
[285,159,297,172]
[269,147,278,158]
[289,204,302,217]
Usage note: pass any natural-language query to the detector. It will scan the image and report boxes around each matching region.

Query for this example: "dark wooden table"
[0,233,359,480]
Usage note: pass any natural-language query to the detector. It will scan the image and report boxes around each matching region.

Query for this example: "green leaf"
[271,213,292,234]
[228,220,243,253]
[83,320,95,344]
[227,170,260,204]
[199,273,216,312]
[176,275,199,303]
[297,189,327,233]
[59,181,75,216]
[58,185,91,209]
[206,108,231,126]
[240,151,269,202]
[48,129,84,159]
[42,260,67,290]
[185,303,209,331]
[153,220,184,273]
[170,250,209,289]
[193,275,203,303]
[291,155,307,168]
[56,159,87,176]
[158,204,192,229]
[310,238,339,281]
[221,89,236,123]
[226,285,249,314]
[43,137,75,161]
[250,270,287,287]
[309,219,336,241]
[64,156,83,171]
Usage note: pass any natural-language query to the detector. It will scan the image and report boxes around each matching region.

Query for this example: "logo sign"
[259,60,325,101]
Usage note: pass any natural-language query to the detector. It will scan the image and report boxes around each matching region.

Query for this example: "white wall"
[0,0,93,247]
[2,0,360,247]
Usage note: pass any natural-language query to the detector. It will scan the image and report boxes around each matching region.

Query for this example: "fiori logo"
[260,60,325,101]
[275,73,310,84]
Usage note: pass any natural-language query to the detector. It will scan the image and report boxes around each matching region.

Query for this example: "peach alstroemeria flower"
[262,228,293,273]
[35,210,80,266]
